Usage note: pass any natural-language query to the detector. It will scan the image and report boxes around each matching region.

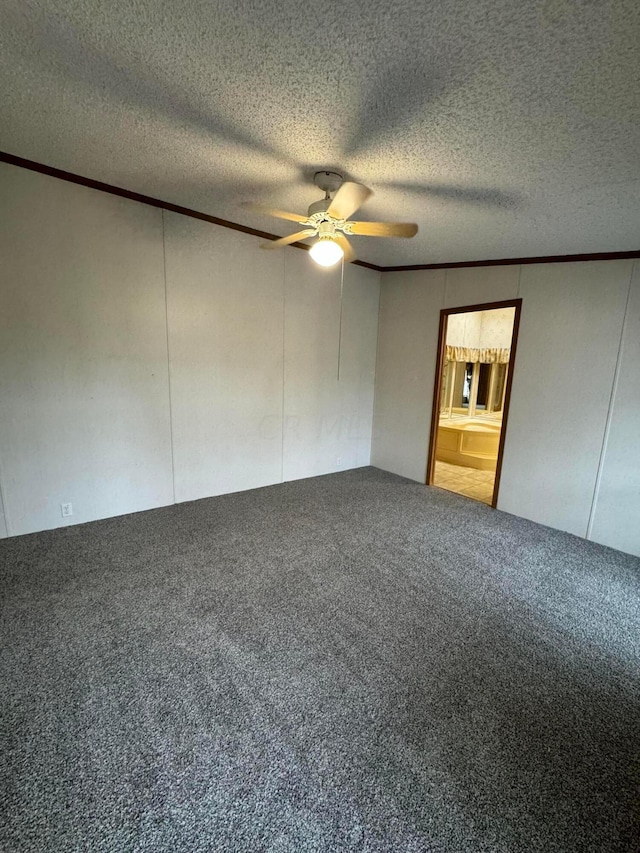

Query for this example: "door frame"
[426,298,522,508]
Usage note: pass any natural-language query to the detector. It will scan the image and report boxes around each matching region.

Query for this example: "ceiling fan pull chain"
[337,257,344,382]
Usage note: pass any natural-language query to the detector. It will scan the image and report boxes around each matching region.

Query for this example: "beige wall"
[372,259,639,557]
[370,270,445,482]
[0,477,7,538]
[3,161,637,557]
[163,213,284,503]
[589,261,640,554]
[0,166,174,536]
[443,265,520,308]
[283,250,379,481]
[499,261,629,536]
[0,164,380,536]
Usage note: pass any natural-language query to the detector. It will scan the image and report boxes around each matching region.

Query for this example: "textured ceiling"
[1,0,639,266]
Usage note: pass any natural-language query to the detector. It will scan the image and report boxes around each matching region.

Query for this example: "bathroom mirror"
[440,360,508,418]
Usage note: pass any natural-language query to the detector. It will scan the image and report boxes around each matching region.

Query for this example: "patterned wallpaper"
[446,307,515,350]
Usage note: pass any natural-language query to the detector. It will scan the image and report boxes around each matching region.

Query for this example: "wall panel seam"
[586,261,635,539]
[369,272,383,463]
[442,269,450,306]
[440,270,447,308]
[0,455,11,537]
[161,211,177,504]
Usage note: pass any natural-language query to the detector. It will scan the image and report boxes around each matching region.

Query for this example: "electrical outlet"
[336,456,342,466]
[61,502,73,518]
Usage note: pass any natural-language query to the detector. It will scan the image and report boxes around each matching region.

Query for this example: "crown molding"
[2,151,638,273]
[381,251,640,272]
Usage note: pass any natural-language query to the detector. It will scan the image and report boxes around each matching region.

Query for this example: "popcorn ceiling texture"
[0,0,639,265]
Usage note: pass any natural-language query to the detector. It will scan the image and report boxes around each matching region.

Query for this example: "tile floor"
[432,461,495,505]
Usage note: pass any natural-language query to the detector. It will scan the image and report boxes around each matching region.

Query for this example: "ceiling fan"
[243,171,418,266]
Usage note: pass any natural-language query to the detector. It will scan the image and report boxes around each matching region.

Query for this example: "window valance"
[445,346,511,364]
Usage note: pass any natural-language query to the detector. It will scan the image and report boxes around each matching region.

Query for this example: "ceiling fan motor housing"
[316,220,337,239]
[307,197,332,218]
[313,170,343,194]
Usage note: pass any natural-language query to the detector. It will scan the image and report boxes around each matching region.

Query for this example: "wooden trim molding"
[491,300,522,508]
[2,151,638,272]
[426,309,449,487]
[0,151,383,272]
[382,252,640,272]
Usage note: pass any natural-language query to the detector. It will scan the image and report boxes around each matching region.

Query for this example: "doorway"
[426,299,522,507]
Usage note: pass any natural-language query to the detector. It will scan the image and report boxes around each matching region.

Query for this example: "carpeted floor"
[1,467,639,852]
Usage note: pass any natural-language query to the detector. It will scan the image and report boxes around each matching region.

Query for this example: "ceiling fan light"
[309,237,344,267]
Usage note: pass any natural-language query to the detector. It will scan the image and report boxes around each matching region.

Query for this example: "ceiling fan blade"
[333,234,357,263]
[327,182,372,220]
[242,202,308,223]
[348,221,418,238]
[260,229,316,250]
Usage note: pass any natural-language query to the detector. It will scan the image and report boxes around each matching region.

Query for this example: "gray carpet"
[1,467,639,852]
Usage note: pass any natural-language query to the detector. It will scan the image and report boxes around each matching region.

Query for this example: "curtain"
[445,346,510,364]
